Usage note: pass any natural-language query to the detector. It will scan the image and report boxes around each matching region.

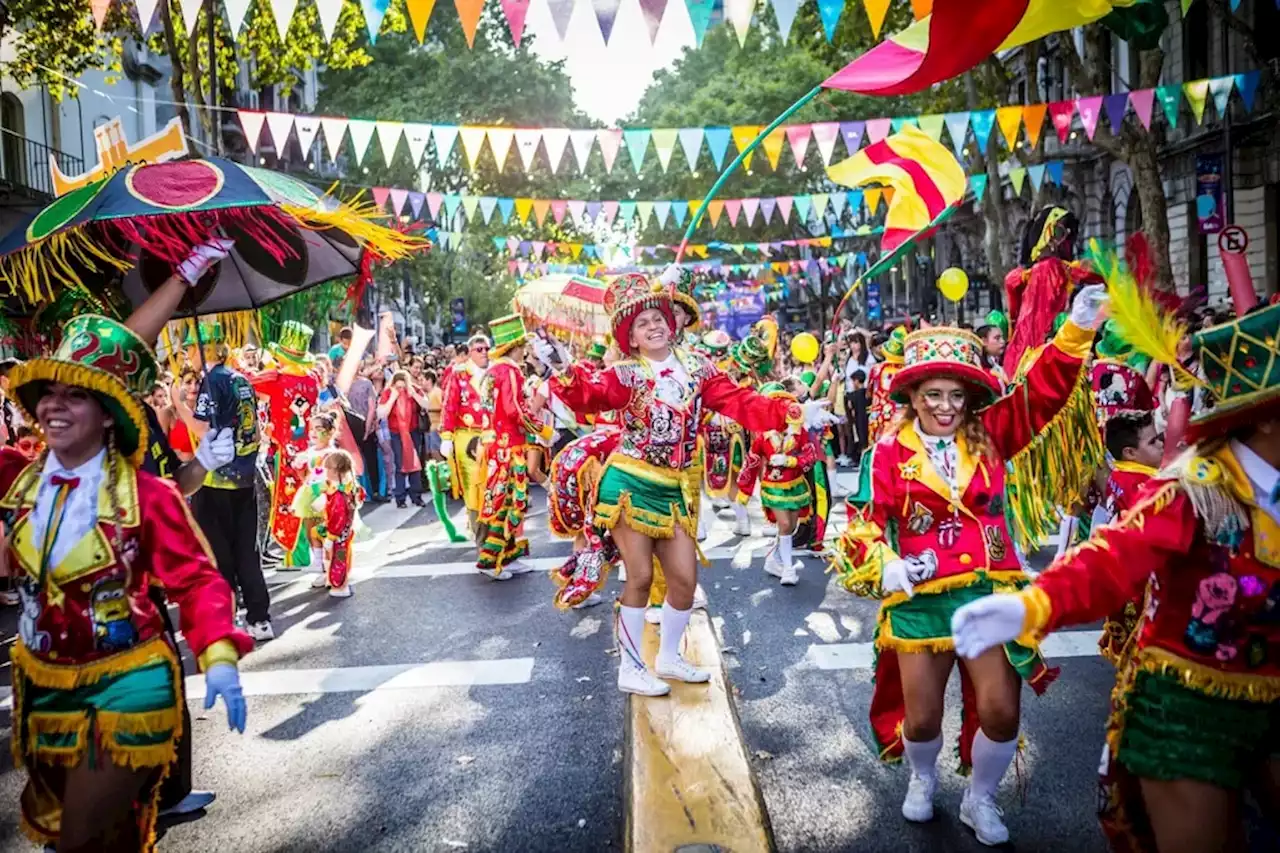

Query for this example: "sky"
[525,0,698,124]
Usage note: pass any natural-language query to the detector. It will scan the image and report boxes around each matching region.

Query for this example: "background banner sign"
[1195,153,1225,234]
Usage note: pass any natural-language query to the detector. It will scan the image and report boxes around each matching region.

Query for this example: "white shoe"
[655,654,711,683]
[247,621,275,642]
[328,585,352,598]
[618,665,670,696]
[479,568,512,581]
[960,789,1009,846]
[504,559,536,575]
[901,773,936,823]
[571,593,603,609]
[311,573,328,589]
[733,516,752,537]
[644,606,662,625]
[837,455,851,466]
[761,524,778,537]
[764,548,786,579]
[692,585,708,609]
[780,563,799,586]
[712,500,729,511]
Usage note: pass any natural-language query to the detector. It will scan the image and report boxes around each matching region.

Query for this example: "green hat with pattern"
[1186,302,1280,443]
[9,315,157,466]
[732,334,772,378]
[879,325,908,363]
[488,313,528,358]
[268,320,315,368]
[586,338,608,361]
[182,320,224,348]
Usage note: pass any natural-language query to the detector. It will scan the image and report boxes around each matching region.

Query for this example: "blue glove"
[204,663,247,733]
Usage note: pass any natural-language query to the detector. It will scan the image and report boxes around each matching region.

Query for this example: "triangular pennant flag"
[223,0,253,36]
[726,0,753,46]
[347,119,377,165]
[1009,167,1027,196]
[542,128,570,173]
[598,129,623,173]
[1127,89,1154,130]
[515,128,542,173]
[593,0,622,43]
[487,128,515,172]
[623,128,651,174]
[1027,163,1046,192]
[432,125,458,167]
[651,128,679,172]
[1022,104,1047,148]
[917,114,945,143]
[760,197,777,223]
[724,199,741,226]
[547,0,574,39]
[762,128,786,170]
[672,201,689,227]
[315,0,344,41]
[239,111,267,154]
[532,241,546,259]
[500,0,531,46]
[1156,85,1182,128]
[269,0,298,41]
[601,201,619,226]
[618,201,636,224]
[995,105,1022,150]
[1208,76,1234,118]
[568,200,587,222]
[653,201,671,228]
[409,192,425,219]
[404,123,431,165]
[785,125,812,168]
[864,117,892,144]
[685,0,715,46]
[459,126,487,170]
[444,194,462,221]
[638,0,668,43]
[426,193,445,219]
[830,192,847,218]
[178,0,202,36]
[1102,92,1128,136]
[794,194,812,223]
[498,198,516,223]
[532,200,551,226]
[569,130,596,173]
[1183,80,1209,125]
[864,0,891,37]
[890,117,917,133]
[462,195,480,221]
[772,0,801,43]
[390,188,409,217]
[810,193,829,221]
[1235,70,1260,113]
[294,118,320,159]
[375,121,403,165]
[265,112,295,154]
[551,200,568,224]
[776,196,793,223]
[514,198,534,224]
[405,0,436,41]
[455,0,484,47]
[742,197,760,226]
[839,121,864,156]
[969,109,995,152]
[1075,95,1102,140]
[361,0,390,42]
[943,112,970,158]
[817,0,843,41]
[863,188,883,213]
[969,173,988,200]
[678,128,704,172]
[479,196,497,224]
[1046,161,1063,185]
[705,200,723,227]
[372,187,391,213]
[636,201,653,228]
[135,0,162,32]
[319,117,347,162]
[810,122,839,165]
[1048,101,1075,143]
[731,126,763,171]
[705,127,732,170]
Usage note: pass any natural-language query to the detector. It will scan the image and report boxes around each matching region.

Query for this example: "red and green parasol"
[513,274,612,342]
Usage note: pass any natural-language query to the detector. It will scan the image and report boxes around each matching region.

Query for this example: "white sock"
[903,733,943,783]
[656,601,693,665]
[779,533,793,566]
[969,730,1017,800]
[617,605,648,672]
[733,503,748,524]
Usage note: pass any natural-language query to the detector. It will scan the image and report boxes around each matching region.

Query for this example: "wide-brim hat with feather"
[661,264,701,332]
[9,314,156,466]
[604,273,675,357]
[889,326,1001,405]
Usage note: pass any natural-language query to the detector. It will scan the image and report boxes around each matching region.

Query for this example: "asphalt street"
[0,477,1124,852]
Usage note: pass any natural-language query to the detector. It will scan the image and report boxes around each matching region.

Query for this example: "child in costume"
[865,325,907,447]
[316,450,363,598]
[830,284,1107,847]
[953,300,1280,853]
[2,314,251,851]
[289,412,338,584]
[535,272,834,697]
[438,332,490,531]
[737,380,819,586]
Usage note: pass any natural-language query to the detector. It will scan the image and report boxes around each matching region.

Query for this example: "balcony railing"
[0,127,85,200]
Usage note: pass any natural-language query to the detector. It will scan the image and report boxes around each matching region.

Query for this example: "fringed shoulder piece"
[1162,446,1250,549]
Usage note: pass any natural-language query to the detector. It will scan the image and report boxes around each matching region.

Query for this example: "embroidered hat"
[661,265,701,333]
[1185,302,1280,443]
[604,273,675,357]
[488,313,528,358]
[889,326,1001,405]
[268,320,315,368]
[182,320,223,348]
[9,314,157,466]
[701,329,731,356]
[585,338,608,362]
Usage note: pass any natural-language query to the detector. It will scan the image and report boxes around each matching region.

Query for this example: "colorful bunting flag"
[726,0,754,46]
[1156,85,1182,128]
[762,128,787,170]
[864,188,883,214]
[542,128,570,173]
[678,128,704,172]
[375,121,403,165]
[455,0,485,47]
[546,0,574,39]
[598,129,623,173]
[705,127,732,170]
[686,0,715,46]
[390,188,408,216]
[943,112,969,159]
[1102,92,1128,136]
[432,125,458,167]
[500,0,531,46]
[1235,70,1260,113]
[840,121,864,156]
[969,174,988,200]
[402,123,431,165]
[638,0,668,43]
[1022,103,1046,148]
[593,0,622,43]
[239,111,267,154]
[1046,160,1063,185]
[458,126,487,170]
[772,0,801,43]
[995,105,1022,149]
[865,117,892,144]
[361,0,390,42]
[488,128,516,172]
[917,114,945,143]
[1077,95,1103,140]
[1182,79,1209,124]
[651,128,679,172]
[1129,89,1155,129]
[969,109,995,153]
[347,119,377,166]
[1048,100,1075,143]
[1027,163,1046,192]
[732,126,763,170]
[785,125,812,168]
[1009,166,1026,196]
[623,128,651,173]
[1207,76,1234,118]
[817,0,844,41]
[405,0,436,42]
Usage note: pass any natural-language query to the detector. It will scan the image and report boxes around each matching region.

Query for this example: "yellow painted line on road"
[627,610,773,853]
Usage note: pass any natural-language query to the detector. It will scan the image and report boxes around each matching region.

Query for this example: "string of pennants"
[498,250,875,282]
[237,71,1260,179]
[367,160,1060,229]
[104,0,935,52]
[430,230,877,259]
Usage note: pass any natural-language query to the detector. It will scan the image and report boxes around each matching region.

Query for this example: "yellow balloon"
[938,267,970,302]
[790,332,820,364]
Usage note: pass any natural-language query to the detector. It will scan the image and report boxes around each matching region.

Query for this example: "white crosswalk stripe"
[804,629,1105,671]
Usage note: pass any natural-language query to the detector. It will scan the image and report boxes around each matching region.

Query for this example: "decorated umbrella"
[512,274,611,342]
[0,156,426,318]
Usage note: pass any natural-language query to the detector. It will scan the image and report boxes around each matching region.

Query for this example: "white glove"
[951,594,1028,659]
[802,399,841,430]
[768,453,789,466]
[881,560,914,597]
[659,263,682,286]
[1069,283,1108,330]
[531,336,568,373]
[195,427,234,472]
[440,439,454,460]
[176,238,235,285]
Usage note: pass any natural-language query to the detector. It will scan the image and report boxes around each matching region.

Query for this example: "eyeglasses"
[471,346,489,353]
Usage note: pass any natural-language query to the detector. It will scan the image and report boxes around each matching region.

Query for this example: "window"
[1184,2,1210,79]
[1,93,26,185]
[1256,0,1280,62]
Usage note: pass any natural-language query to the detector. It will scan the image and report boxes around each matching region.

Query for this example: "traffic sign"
[1219,225,1249,255]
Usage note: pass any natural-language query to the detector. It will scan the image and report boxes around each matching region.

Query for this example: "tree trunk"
[187,22,214,145]
[160,0,191,138]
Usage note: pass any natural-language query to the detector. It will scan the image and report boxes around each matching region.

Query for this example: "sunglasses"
[471,345,490,353]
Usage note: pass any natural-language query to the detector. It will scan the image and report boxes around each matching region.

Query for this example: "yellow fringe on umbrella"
[0,227,131,304]
[282,198,431,261]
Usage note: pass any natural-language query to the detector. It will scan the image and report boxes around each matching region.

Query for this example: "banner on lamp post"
[1195,153,1225,234]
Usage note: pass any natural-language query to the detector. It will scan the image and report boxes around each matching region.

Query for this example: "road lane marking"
[805,629,1104,671]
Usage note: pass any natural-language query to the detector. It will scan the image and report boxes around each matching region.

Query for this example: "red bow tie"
[50,474,80,489]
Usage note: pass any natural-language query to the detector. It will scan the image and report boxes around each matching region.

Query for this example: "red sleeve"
[554,363,632,414]
[1033,479,1192,633]
[325,490,353,539]
[736,434,765,497]
[497,363,542,437]
[249,370,278,390]
[980,320,1092,460]
[439,370,459,434]
[700,371,798,434]
[141,475,254,662]
[795,432,819,470]
[0,445,32,495]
